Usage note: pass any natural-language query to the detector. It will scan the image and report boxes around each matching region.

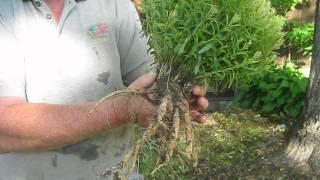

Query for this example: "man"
[0,0,208,179]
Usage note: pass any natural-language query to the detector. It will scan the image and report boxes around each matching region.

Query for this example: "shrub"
[270,0,299,15]
[125,0,284,176]
[235,63,308,118]
[286,23,314,56]
[270,0,311,15]
[142,0,284,90]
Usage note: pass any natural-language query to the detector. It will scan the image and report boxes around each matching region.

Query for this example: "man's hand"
[127,72,157,127]
[128,72,209,126]
[190,85,208,124]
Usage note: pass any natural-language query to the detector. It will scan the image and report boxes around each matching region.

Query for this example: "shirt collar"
[22,0,87,2]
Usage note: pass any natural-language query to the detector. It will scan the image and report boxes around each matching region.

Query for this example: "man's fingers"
[191,110,207,124]
[197,96,209,110]
[198,115,207,124]
[128,71,156,89]
[192,85,207,97]
[190,96,209,111]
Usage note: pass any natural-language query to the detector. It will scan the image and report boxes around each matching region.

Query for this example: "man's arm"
[0,93,153,154]
[0,71,207,154]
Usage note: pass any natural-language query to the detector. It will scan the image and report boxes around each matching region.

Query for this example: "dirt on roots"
[96,79,198,180]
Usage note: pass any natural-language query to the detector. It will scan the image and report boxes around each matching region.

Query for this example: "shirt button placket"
[35,1,41,7]
[46,14,52,20]
[33,1,54,23]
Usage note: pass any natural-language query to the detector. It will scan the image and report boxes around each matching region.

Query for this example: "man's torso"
[0,0,148,179]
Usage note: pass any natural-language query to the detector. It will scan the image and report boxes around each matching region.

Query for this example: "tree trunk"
[285,0,320,175]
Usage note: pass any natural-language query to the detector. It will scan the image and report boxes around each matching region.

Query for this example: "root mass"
[103,79,198,179]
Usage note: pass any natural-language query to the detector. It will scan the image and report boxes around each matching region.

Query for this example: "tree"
[286,0,320,174]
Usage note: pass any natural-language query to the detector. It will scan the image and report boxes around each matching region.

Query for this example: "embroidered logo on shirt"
[88,23,109,43]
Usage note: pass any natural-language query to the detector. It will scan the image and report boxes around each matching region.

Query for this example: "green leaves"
[270,0,312,15]
[198,44,213,54]
[141,0,284,90]
[270,0,299,15]
[235,64,308,118]
[286,23,314,56]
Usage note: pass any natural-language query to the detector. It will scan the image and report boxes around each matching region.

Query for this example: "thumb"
[128,71,156,89]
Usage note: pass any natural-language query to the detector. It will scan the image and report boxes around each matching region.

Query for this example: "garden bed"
[138,108,316,179]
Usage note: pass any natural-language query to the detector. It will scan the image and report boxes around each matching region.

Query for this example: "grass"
[137,108,314,179]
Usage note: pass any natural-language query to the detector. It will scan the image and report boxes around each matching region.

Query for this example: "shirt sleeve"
[0,14,26,99]
[116,0,154,86]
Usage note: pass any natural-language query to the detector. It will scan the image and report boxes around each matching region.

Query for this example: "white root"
[166,107,181,161]
[101,81,198,179]
[89,88,147,114]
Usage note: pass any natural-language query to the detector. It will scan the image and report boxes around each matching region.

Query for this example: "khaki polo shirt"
[0,0,151,179]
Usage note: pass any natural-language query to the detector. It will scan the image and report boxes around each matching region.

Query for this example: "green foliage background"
[270,0,312,15]
[141,0,284,90]
[235,63,308,118]
[270,0,299,15]
[287,23,314,56]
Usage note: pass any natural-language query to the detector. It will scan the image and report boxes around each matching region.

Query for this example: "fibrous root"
[102,81,198,179]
